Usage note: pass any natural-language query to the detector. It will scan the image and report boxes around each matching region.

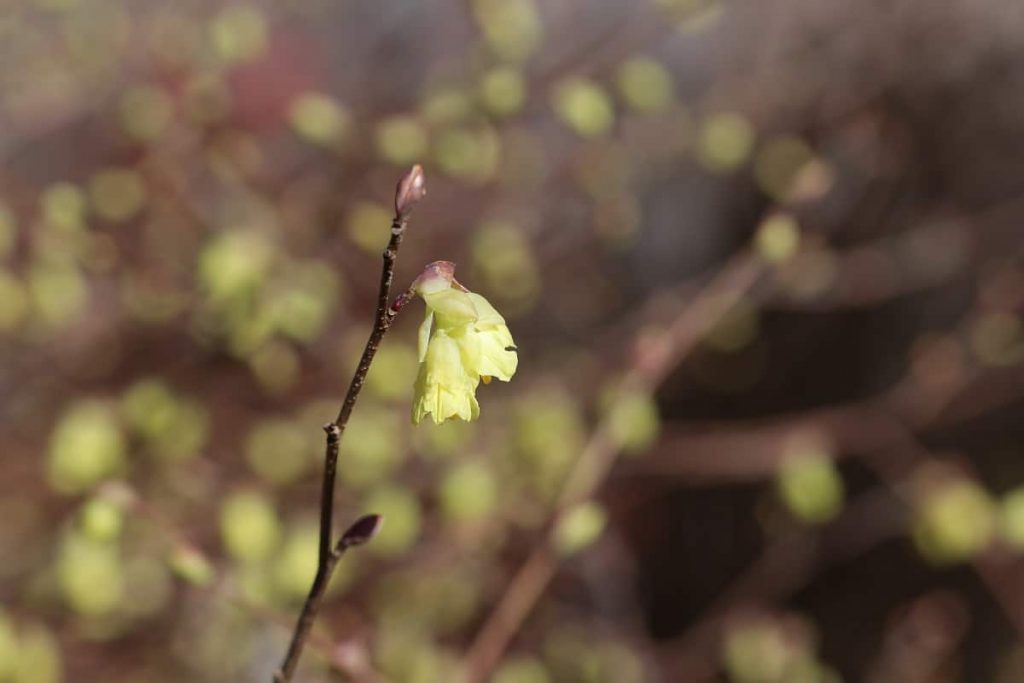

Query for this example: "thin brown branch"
[274,516,384,683]
[460,253,765,683]
[628,364,1024,485]
[464,542,559,682]
[658,359,1024,677]
[274,165,425,683]
[662,487,905,679]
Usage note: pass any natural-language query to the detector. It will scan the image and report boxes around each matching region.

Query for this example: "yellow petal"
[466,292,506,327]
[473,325,518,381]
[417,311,434,363]
[424,289,478,326]
[412,331,480,424]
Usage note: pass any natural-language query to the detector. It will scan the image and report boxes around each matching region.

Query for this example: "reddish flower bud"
[394,164,426,217]
[411,260,456,295]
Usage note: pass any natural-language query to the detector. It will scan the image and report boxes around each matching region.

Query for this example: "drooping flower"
[409,261,517,424]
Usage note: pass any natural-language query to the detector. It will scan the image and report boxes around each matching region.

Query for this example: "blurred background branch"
[462,251,764,682]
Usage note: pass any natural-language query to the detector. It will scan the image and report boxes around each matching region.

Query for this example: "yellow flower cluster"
[411,262,517,424]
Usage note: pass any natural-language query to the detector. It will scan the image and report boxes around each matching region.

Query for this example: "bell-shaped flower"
[412,328,480,424]
[409,261,518,423]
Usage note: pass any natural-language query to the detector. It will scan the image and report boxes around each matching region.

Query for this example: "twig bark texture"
[273,165,425,683]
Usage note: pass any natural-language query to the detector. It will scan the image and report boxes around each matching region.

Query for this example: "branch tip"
[395,164,426,217]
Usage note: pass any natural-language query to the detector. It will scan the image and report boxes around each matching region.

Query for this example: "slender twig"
[274,165,426,683]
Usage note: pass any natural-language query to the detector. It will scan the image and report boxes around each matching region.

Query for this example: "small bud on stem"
[395,164,426,218]
[339,514,384,549]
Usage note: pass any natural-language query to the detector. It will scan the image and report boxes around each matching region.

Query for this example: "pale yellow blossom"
[409,261,517,424]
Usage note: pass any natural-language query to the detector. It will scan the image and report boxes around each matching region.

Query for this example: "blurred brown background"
[2,0,1024,681]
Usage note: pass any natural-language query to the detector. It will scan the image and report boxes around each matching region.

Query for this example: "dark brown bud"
[394,164,426,217]
[339,513,384,548]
